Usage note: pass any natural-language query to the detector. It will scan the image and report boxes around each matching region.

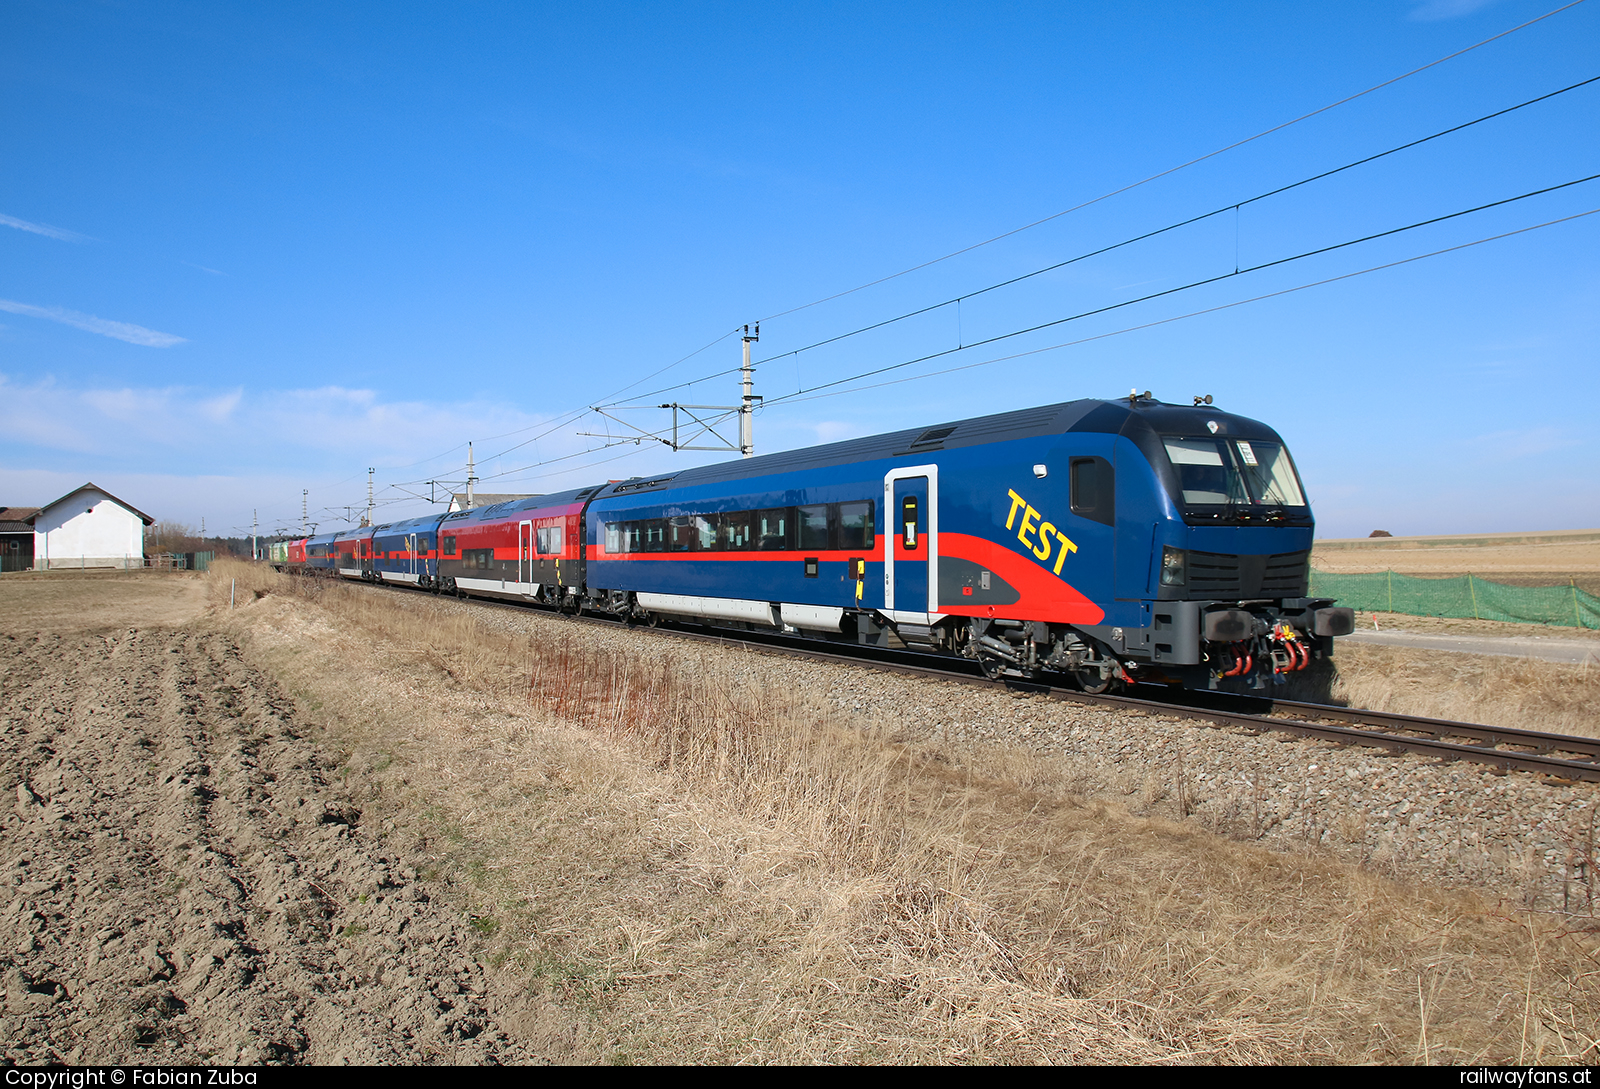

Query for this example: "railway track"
[357,576,1600,785]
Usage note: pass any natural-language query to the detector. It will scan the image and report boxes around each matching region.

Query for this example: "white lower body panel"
[457,576,542,599]
[637,592,779,627]
[781,603,844,632]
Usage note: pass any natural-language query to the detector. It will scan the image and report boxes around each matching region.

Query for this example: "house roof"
[0,506,41,534]
[36,483,155,526]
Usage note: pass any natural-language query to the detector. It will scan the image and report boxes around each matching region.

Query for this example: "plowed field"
[0,577,543,1064]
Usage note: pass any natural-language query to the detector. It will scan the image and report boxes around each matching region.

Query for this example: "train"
[276,394,1355,691]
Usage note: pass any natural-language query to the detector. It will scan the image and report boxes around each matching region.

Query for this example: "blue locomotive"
[288,395,1354,690]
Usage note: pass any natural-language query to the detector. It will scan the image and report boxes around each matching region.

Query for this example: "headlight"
[1160,546,1187,587]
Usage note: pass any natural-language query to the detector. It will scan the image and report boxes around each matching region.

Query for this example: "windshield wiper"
[1221,490,1253,525]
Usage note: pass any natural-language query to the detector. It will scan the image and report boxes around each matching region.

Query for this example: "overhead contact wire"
[747,74,1600,371]
[610,74,1600,408]
[761,175,1600,405]
[757,0,1591,323]
[777,208,1599,404]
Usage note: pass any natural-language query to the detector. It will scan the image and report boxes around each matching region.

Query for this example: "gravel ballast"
[435,592,1600,915]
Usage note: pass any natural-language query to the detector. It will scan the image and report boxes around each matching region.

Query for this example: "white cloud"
[0,298,185,347]
[200,390,243,422]
[0,374,567,473]
[0,375,608,530]
[1408,0,1503,21]
[0,213,92,243]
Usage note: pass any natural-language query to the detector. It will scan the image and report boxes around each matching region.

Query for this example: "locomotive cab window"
[1234,441,1306,507]
[1163,436,1307,510]
[1069,457,1115,527]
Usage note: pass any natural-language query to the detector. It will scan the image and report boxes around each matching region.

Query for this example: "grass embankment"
[208,560,1600,1064]
[1327,641,1600,738]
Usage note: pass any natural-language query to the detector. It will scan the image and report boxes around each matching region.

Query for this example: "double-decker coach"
[431,487,599,607]
[581,395,1352,689]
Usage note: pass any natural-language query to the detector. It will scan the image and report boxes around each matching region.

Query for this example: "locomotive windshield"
[1162,437,1306,510]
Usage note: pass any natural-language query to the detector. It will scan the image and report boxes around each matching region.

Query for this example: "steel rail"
[346,575,1600,784]
[633,618,1600,782]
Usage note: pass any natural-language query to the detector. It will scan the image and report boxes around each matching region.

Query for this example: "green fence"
[1309,569,1600,629]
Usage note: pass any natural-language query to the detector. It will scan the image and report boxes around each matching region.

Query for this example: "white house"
[31,483,154,570]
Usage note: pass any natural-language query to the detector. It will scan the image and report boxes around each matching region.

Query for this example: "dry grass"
[207,560,1600,1064]
[1323,643,1600,738]
[0,568,207,633]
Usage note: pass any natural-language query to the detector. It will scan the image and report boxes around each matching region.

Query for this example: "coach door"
[883,465,939,620]
[519,520,533,594]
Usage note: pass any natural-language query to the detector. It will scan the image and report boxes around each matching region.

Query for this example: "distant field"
[1312,529,1600,596]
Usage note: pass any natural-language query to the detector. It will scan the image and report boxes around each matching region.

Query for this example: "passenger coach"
[281,395,1353,691]
[580,395,1352,689]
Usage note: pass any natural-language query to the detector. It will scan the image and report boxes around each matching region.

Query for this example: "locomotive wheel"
[1074,663,1115,695]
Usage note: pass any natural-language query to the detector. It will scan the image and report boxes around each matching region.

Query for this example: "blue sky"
[1,0,1595,539]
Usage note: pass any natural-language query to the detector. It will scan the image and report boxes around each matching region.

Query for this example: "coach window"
[797,505,829,551]
[668,516,695,552]
[683,514,714,550]
[643,522,666,552]
[537,525,561,554]
[836,501,874,550]
[756,509,789,551]
[719,513,751,551]
[1069,457,1116,528]
[443,535,457,556]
